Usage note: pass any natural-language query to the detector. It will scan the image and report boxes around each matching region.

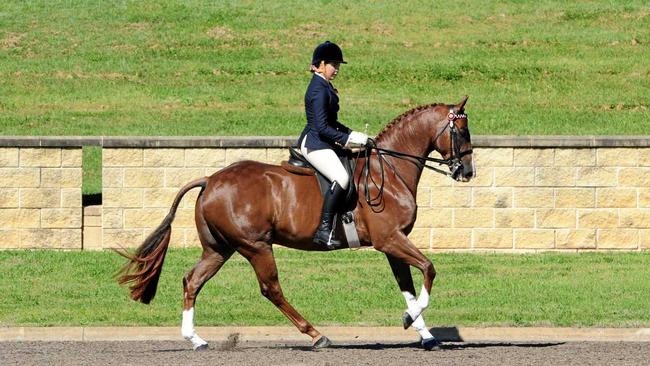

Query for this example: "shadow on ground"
[149,328,565,353]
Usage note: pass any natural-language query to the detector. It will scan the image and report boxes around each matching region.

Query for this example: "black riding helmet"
[311,41,347,66]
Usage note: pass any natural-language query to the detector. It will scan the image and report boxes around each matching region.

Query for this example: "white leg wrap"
[182,308,208,350]
[181,308,195,339]
[412,315,434,340]
[402,291,421,319]
[402,290,434,340]
[416,285,430,311]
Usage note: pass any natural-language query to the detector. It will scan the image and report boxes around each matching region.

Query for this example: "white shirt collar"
[314,72,328,81]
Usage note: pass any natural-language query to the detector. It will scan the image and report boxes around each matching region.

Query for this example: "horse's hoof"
[402,312,414,329]
[194,343,209,352]
[421,337,441,351]
[313,336,332,349]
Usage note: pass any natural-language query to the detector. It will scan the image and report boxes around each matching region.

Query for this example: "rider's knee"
[336,174,349,190]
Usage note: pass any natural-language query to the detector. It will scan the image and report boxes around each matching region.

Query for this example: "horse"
[117,96,475,351]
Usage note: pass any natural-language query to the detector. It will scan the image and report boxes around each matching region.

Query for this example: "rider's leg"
[312,180,345,248]
[300,138,349,248]
[300,138,349,190]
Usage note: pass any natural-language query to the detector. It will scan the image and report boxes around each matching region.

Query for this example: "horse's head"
[433,96,475,182]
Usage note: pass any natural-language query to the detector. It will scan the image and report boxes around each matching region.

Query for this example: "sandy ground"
[1,339,649,366]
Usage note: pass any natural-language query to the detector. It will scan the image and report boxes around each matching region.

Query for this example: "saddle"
[281,148,361,248]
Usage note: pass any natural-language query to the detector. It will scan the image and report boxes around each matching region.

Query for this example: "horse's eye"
[458,128,471,140]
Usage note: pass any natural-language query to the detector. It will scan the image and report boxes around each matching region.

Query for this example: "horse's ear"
[454,95,469,112]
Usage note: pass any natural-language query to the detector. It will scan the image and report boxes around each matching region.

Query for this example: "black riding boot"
[313,181,345,249]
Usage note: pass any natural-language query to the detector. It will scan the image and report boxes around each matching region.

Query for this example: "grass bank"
[1,249,649,327]
[1,1,648,137]
[2,1,648,194]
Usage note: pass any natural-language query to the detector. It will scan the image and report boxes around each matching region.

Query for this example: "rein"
[360,111,472,207]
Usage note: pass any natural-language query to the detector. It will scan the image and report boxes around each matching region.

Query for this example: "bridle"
[443,110,473,180]
[358,110,473,207]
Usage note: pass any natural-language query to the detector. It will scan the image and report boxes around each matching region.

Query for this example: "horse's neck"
[375,115,436,194]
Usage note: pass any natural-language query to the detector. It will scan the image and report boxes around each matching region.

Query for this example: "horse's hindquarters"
[200,161,325,250]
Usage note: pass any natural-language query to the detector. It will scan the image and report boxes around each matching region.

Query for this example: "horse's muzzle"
[451,159,475,182]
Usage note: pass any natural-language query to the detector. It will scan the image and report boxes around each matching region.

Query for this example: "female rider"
[296,41,369,249]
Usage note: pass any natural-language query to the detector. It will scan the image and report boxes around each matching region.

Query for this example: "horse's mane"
[375,103,445,142]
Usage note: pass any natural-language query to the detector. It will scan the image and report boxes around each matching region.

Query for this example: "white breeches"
[300,137,349,190]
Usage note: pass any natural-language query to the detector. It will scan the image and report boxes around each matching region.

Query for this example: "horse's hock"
[1,136,649,251]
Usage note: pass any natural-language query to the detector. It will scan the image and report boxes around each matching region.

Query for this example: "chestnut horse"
[117,96,474,351]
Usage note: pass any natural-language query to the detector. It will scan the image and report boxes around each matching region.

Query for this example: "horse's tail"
[116,177,208,304]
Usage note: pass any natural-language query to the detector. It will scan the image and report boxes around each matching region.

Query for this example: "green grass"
[2,1,649,194]
[0,1,648,137]
[82,146,101,195]
[1,249,649,327]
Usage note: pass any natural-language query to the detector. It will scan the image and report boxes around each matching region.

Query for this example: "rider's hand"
[345,131,369,147]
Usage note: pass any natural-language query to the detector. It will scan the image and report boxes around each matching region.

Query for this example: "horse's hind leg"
[240,243,331,349]
[386,254,440,350]
[181,212,235,350]
[181,246,233,350]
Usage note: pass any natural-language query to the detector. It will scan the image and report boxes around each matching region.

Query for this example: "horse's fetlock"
[297,322,312,334]
[181,325,195,339]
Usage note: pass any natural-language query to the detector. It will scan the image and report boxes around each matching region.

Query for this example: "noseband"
[359,111,473,207]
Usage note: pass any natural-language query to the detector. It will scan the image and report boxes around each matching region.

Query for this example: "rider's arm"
[308,86,350,146]
[331,120,351,135]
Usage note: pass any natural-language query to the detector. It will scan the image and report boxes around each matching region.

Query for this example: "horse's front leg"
[386,253,440,350]
[375,232,436,329]
[385,253,440,350]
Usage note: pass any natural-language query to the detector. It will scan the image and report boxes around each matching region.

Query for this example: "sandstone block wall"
[0,147,82,249]
[414,147,650,251]
[1,137,647,252]
[101,143,650,252]
[102,147,289,249]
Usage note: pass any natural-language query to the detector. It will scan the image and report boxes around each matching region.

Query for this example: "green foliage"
[0,0,648,137]
[1,249,649,327]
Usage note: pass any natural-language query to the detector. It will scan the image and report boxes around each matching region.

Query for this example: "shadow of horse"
[267,341,565,352]
[258,327,565,352]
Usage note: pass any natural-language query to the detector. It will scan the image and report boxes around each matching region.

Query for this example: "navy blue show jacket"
[297,74,351,151]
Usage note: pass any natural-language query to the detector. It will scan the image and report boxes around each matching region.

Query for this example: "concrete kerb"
[2,326,650,342]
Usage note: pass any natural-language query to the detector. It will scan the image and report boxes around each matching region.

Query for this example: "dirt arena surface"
[1,339,649,366]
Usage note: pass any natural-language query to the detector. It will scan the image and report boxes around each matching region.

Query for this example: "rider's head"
[310,41,346,80]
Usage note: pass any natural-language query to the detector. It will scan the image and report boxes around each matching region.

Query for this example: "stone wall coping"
[0,136,103,147]
[1,135,648,148]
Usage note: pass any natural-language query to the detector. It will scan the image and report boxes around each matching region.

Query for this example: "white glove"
[345,131,369,147]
